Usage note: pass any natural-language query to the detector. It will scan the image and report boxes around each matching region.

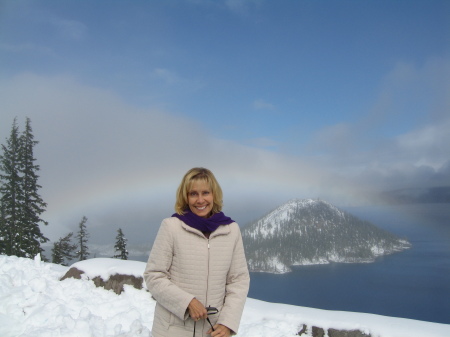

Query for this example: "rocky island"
[242,199,411,273]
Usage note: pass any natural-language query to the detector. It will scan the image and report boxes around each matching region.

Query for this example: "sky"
[0,0,449,245]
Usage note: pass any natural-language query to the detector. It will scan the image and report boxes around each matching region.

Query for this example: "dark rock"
[60,267,143,295]
[297,325,372,337]
[92,274,143,294]
[297,324,307,335]
[60,267,84,280]
[312,326,325,337]
[328,328,371,337]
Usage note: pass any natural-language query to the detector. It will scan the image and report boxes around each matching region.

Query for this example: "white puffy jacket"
[144,217,250,337]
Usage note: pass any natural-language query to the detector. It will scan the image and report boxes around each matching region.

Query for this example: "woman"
[144,167,250,337]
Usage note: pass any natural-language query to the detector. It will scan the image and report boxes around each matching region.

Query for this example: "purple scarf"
[172,210,234,233]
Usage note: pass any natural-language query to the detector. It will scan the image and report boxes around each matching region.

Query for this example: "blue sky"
[0,0,449,243]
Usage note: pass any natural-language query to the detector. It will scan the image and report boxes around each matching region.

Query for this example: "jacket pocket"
[170,310,187,327]
[154,303,170,330]
[155,302,187,329]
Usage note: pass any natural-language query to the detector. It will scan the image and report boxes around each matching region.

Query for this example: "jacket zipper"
[204,237,211,334]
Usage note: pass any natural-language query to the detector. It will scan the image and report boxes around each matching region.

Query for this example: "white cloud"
[366,57,449,128]
[0,73,340,243]
[396,122,450,170]
[309,123,354,155]
[1,64,448,244]
[305,57,450,198]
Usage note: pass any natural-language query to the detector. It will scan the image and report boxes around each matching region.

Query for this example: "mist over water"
[248,204,450,324]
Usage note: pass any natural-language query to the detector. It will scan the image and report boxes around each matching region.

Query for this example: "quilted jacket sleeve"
[218,224,250,334]
[143,220,194,320]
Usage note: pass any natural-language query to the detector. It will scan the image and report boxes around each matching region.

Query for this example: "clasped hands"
[188,298,231,337]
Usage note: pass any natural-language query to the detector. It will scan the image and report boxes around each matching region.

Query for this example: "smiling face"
[188,179,214,218]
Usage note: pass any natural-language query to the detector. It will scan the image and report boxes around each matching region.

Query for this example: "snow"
[1,255,449,337]
[249,199,345,239]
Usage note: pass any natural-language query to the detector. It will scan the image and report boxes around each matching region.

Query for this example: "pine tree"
[75,216,90,261]
[0,118,23,256]
[52,232,77,266]
[0,118,48,258]
[18,118,48,257]
[51,240,63,265]
[113,228,128,260]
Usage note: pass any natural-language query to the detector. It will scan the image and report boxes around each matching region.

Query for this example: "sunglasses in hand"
[193,306,219,336]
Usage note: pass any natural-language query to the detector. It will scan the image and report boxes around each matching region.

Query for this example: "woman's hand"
[188,298,207,321]
[208,324,231,337]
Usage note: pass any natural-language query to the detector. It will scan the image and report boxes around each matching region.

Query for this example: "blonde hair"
[175,167,223,215]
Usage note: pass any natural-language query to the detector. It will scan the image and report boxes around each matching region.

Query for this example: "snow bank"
[1,255,449,337]
[240,299,450,337]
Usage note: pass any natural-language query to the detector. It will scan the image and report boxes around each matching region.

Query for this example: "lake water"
[247,204,450,325]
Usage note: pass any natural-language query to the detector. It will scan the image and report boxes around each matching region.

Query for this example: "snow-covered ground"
[1,255,449,337]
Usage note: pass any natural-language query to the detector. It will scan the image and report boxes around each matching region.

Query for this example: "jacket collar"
[180,220,231,238]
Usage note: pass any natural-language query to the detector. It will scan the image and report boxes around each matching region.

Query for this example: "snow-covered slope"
[242,199,411,273]
[1,255,449,337]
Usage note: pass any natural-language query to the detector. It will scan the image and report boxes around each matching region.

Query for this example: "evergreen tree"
[113,228,128,260]
[0,118,48,257]
[0,118,23,256]
[18,118,48,256]
[51,232,77,266]
[51,240,63,265]
[75,216,90,261]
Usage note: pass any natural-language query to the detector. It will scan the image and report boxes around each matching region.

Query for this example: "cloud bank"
[0,65,448,244]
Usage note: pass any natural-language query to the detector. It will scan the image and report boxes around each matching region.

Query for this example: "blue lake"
[247,204,450,325]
